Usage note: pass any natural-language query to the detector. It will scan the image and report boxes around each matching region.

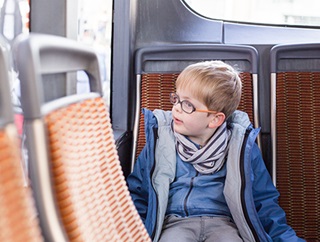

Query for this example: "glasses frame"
[170,92,218,114]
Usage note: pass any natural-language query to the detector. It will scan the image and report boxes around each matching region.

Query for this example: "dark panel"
[136,0,223,48]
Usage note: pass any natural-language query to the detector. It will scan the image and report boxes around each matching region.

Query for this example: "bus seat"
[0,41,43,241]
[132,44,260,170]
[270,43,320,240]
[13,33,151,242]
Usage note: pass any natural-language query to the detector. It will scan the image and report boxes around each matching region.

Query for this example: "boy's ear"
[208,112,226,128]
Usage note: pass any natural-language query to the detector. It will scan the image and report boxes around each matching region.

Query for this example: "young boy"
[127,61,304,242]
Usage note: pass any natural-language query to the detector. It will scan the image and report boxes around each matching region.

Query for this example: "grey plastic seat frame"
[0,46,14,127]
[0,43,13,128]
[13,33,102,242]
[132,44,260,170]
[270,42,320,186]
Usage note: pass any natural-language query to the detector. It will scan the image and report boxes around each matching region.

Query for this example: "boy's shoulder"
[153,109,172,125]
[143,108,172,127]
[227,110,251,129]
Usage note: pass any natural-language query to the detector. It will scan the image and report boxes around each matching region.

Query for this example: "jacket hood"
[227,110,252,130]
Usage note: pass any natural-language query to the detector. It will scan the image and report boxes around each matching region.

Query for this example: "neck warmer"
[174,122,230,174]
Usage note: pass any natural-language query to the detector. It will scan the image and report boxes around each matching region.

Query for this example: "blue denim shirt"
[166,153,231,218]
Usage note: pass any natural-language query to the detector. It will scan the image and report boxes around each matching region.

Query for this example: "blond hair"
[176,60,242,118]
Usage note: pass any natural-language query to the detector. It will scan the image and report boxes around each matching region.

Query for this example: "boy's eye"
[183,100,194,111]
[184,101,193,108]
[172,96,179,104]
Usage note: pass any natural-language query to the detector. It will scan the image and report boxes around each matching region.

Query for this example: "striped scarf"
[174,122,231,174]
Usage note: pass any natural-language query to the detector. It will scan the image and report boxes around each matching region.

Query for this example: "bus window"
[77,0,113,105]
[183,0,320,27]
[0,0,29,43]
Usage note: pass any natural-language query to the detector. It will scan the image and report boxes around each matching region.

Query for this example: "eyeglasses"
[169,93,218,114]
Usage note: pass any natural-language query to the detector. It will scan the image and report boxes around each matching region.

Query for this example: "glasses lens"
[181,100,194,114]
[170,93,179,105]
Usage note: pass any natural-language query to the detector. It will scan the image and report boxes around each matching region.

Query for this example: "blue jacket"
[127,109,304,242]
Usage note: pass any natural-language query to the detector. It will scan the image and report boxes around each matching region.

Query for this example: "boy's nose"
[173,103,183,113]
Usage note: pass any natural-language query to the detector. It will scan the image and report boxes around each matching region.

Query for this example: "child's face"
[172,88,219,146]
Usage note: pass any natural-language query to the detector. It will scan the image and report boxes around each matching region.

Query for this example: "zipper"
[183,171,199,216]
[150,127,158,240]
[240,130,260,241]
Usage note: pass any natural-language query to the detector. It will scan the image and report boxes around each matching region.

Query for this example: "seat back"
[14,33,150,242]
[270,43,320,240]
[132,44,260,168]
[0,40,43,241]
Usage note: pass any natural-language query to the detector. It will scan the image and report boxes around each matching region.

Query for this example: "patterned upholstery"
[0,125,43,242]
[274,71,320,240]
[45,97,150,241]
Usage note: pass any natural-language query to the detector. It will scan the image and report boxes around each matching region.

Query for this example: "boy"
[127,61,304,241]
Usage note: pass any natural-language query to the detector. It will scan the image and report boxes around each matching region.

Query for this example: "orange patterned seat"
[0,127,43,242]
[46,97,150,241]
[14,33,151,242]
[0,44,43,241]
